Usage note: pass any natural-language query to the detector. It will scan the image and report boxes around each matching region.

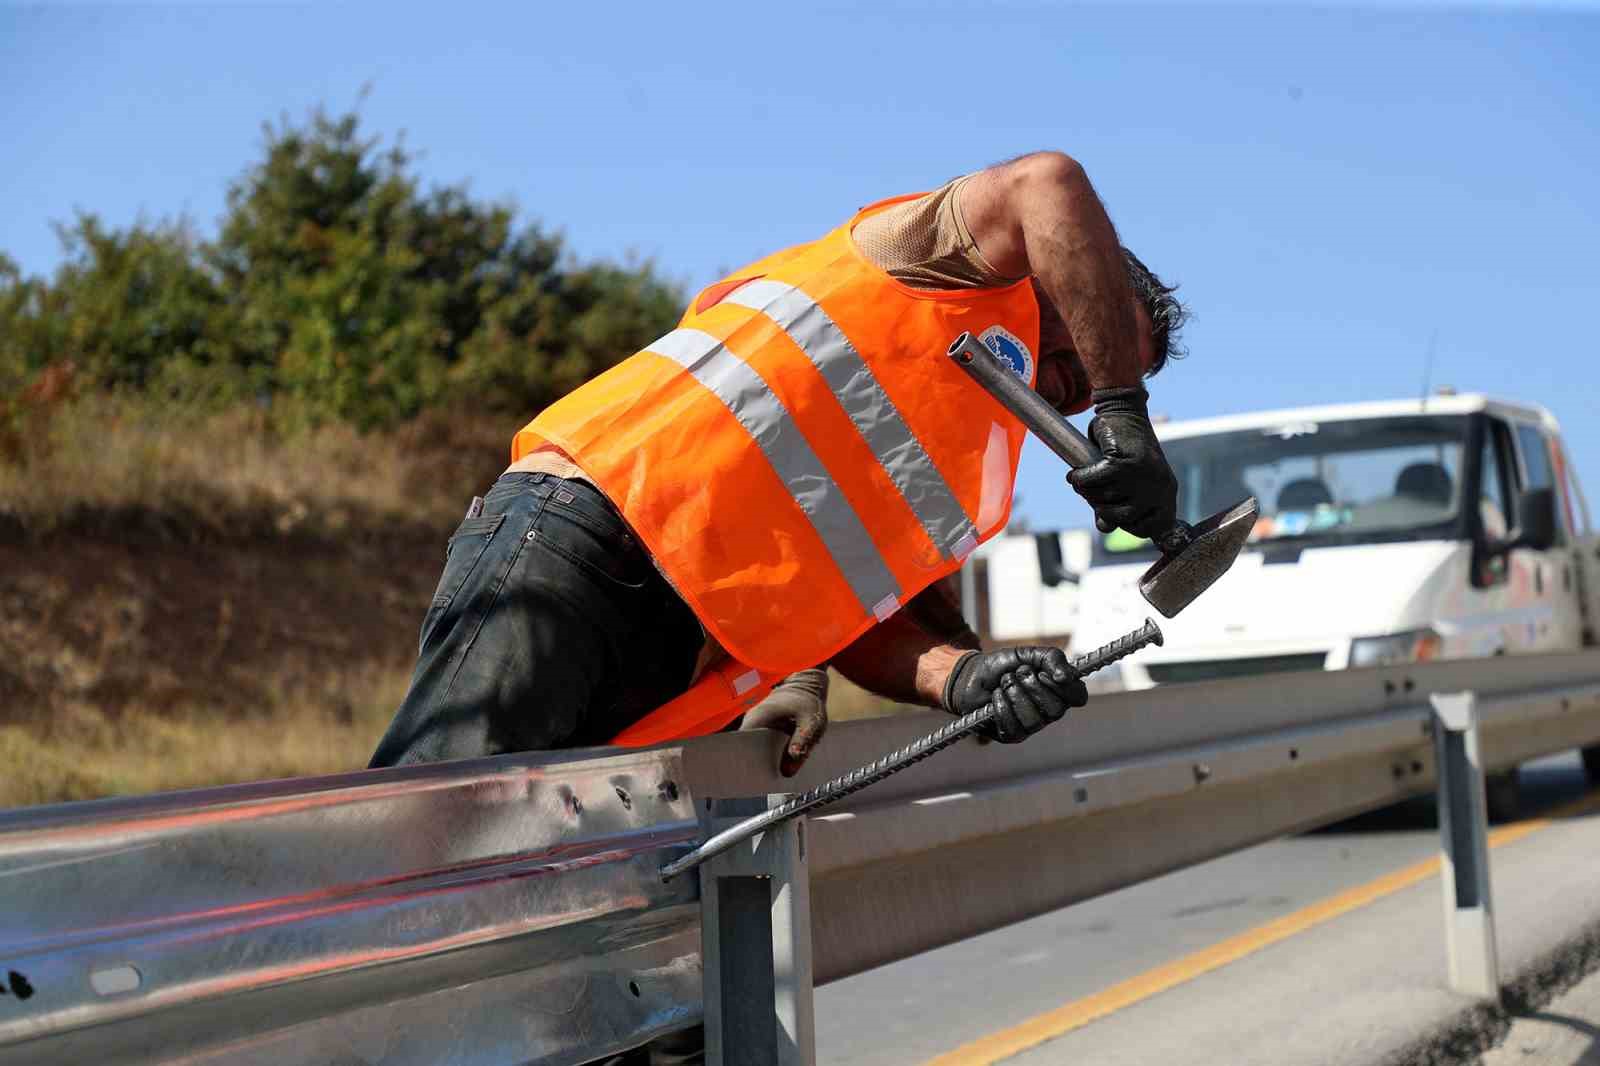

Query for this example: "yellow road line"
[926,787,1600,1066]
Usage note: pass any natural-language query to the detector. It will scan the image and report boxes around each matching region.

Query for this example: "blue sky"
[4,1,1598,529]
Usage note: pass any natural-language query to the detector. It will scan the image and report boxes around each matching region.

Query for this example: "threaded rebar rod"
[660,617,1162,881]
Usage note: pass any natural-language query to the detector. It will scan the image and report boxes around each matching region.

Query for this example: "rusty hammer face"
[1136,497,1260,617]
[946,331,1259,617]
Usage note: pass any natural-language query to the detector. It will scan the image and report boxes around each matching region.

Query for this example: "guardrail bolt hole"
[1193,763,1212,784]
[614,787,632,810]
[658,780,679,802]
[1384,681,1397,696]
[1289,748,1299,761]
[7,971,33,1000]
[1392,765,1405,780]
[628,980,642,998]
[1403,679,1415,693]
[1074,787,1088,803]
[1410,760,1424,774]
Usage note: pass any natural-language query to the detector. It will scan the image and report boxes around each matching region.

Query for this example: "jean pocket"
[419,513,508,653]
[533,505,652,591]
[432,513,507,607]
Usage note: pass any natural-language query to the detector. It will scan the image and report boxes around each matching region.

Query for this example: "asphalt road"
[814,750,1595,1066]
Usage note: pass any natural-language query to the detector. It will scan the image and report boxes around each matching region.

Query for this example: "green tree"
[4,105,686,431]
[208,106,683,428]
[210,110,440,425]
[0,216,222,390]
[0,254,34,393]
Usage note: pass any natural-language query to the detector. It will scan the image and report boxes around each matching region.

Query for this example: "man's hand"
[940,647,1087,743]
[739,668,829,776]
[1066,385,1179,541]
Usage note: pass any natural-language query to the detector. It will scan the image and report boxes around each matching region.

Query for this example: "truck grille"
[1145,652,1328,685]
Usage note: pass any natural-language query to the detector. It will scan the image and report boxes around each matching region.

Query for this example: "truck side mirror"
[1035,532,1079,587]
[1508,487,1557,552]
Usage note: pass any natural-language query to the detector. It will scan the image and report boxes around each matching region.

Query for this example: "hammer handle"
[948,332,1194,555]
[948,332,1101,469]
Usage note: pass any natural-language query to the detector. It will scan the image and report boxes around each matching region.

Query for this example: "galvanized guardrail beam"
[687,652,1600,982]
[2,652,1599,1064]
[0,748,703,1065]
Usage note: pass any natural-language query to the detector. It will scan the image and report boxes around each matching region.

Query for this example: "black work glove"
[940,647,1088,743]
[739,668,829,776]
[1065,385,1180,543]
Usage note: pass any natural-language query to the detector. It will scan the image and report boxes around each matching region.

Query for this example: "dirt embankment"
[0,393,909,807]
[0,523,445,806]
[0,392,529,805]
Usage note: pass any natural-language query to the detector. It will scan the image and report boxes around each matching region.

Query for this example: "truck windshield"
[1097,414,1471,560]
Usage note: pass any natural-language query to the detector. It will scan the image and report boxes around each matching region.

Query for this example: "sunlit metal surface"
[0,747,701,1065]
[677,651,1600,981]
[3,652,1600,1064]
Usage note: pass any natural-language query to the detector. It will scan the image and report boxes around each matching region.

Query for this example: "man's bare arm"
[961,152,1146,389]
[962,152,1180,541]
[831,607,1087,744]
[829,609,970,708]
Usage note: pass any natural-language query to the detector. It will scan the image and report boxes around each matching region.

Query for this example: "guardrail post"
[700,796,815,1066]
[1430,691,1500,1002]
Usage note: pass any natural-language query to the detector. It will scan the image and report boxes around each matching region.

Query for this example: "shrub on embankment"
[0,106,687,804]
[1,106,683,447]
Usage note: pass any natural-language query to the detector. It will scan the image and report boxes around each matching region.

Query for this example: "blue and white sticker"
[979,325,1034,383]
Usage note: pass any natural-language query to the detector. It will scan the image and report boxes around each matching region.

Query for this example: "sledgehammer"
[947,332,1259,618]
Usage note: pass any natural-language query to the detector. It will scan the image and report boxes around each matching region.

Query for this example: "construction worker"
[369,150,1187,779]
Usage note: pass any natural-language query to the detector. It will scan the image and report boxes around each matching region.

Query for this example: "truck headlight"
[1349,627,1442,668]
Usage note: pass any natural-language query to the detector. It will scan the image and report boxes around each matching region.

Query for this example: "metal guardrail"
[4,652,1600,1064]
[0,748,704,1064]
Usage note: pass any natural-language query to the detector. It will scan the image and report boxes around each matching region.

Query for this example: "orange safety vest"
[512,193,1041,746]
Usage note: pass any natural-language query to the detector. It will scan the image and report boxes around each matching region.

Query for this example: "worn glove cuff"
[940,651,982,715]
[1089,385,1150,416]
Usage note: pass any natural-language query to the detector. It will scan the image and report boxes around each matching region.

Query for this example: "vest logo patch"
[979,326,1033,383]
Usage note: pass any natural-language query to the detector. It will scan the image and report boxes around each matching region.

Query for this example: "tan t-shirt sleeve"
[851,175,1025,291]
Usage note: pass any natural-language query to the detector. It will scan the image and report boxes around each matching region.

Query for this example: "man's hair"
[1122,247,1189,377]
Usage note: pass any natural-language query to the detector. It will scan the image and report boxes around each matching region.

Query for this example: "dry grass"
[0,391,517,541]
[0,391,930,809]
[0,661,409,807]
[0,654,918,810]
[0,667,914,809]
[0,392,516,808]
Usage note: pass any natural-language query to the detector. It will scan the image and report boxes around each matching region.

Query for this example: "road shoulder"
[1480,947,1600,1065]
[994,798,1600,1066]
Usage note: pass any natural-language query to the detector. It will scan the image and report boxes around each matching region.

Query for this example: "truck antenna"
[1419,328,1439,411]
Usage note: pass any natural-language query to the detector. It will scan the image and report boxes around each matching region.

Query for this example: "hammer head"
[1138,497,1261,619]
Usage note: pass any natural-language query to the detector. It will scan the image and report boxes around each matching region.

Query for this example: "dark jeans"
[370,473,711,1063]
[369,472,703,768]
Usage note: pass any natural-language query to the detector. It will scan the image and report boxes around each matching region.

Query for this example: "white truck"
[1017,394,1600,804]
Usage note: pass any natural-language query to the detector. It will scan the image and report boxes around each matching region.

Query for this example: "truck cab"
[1059,395,1600,691]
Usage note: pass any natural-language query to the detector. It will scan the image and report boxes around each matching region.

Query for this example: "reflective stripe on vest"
[515,193,1042,695]
[648,327,903,620]
[722,279,980,562]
